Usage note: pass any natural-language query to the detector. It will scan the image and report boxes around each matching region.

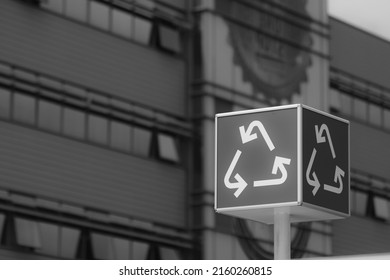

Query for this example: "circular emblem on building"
[218,0,312,101]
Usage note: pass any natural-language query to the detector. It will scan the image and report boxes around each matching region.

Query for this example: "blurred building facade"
[0,0,389,259]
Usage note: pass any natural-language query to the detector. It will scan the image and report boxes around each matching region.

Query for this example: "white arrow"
[239,120,275,151]
[324,166,345,194]
[224,150,248,198]
[315,124,336,159]
[253,156,291,187]
[306,148,321,196]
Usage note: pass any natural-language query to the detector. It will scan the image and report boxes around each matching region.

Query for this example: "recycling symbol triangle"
[224,120,291,198]
[306,124,345,196]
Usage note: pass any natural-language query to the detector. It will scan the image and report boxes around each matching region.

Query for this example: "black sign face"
[302,107,350,215]
[216,107,298,209]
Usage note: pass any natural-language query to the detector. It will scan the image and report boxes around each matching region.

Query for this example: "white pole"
[274,208,291,260]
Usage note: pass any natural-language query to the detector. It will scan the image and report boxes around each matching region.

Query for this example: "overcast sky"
[328,0,390,41]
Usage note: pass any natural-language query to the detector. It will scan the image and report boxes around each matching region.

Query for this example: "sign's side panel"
[214,115,218,211]
[216,108,298,210]
[302,107,350,215]
[297,105,303,205]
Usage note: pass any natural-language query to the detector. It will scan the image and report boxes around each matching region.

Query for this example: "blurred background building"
[0,0,389,259]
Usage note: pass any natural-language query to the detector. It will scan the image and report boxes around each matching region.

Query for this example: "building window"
[156,24,181,53]
[63,107,86,139]
[60,226,81,258]
[368,103,382,127]
[133,127,152,156]
[15,217,41,248]
[157,133,180,163]
[36,222,60,256]
[329,88,341,113]
[88,114,108,145]
[0,213,5,242]
[91,232,112,259]
[353,190,368,216]
[110,120,132,152]
[0,87,11,119]
[112,9,133,39]
[160,246,180,259]
[13,93,36,125]
[352,187,390,222]
[384,109,390,130]
[89,1,110,31]
[373,196,390,221]
[132,241,149,259]
[134,16,152,44]
[38,100,62,132]
[91,232,131,259]
[353,98,367,121]
[339,93,352,116]
[41,0,63,13]
[65,0,88,22]
[34,222,81,259]
[111,237,132,259]
[91,233,152,259]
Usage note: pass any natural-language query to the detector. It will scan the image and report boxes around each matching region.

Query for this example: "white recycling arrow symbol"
[239,120,275,151]
[224,120,291,198]
[324,166,345,194]
[315,124,336,159]
[306,148,321,196]
[253,156,291,187]
[224,150,248,198]
[306,124,345,196]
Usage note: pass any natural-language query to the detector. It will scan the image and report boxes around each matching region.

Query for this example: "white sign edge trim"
[301,201,350,218]
[215,104,301,118]
[216,201,349,219]
[297,104,303,205]
[347,115,351,216]
[215,201,301,213]
[301,104,350,125]
[214,113,218,211]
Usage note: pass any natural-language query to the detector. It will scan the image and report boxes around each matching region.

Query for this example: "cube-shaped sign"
[215,104,350,224]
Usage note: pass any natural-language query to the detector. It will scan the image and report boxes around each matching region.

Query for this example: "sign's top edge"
[215,104,301,118]
[300,104,350,124]
[215,104,350,125]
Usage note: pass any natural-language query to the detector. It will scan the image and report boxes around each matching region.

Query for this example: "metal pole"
[274,208,291,260]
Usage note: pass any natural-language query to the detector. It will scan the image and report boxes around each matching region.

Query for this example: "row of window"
[350,169,390,222]
[350,189,390,222]
[330,71,390,222]
[0,61,188,130]
[0,87,181,163]
[330,88,390,130]
[39,0,183,54]
[330,70,390,131]
[0,214,180,259]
